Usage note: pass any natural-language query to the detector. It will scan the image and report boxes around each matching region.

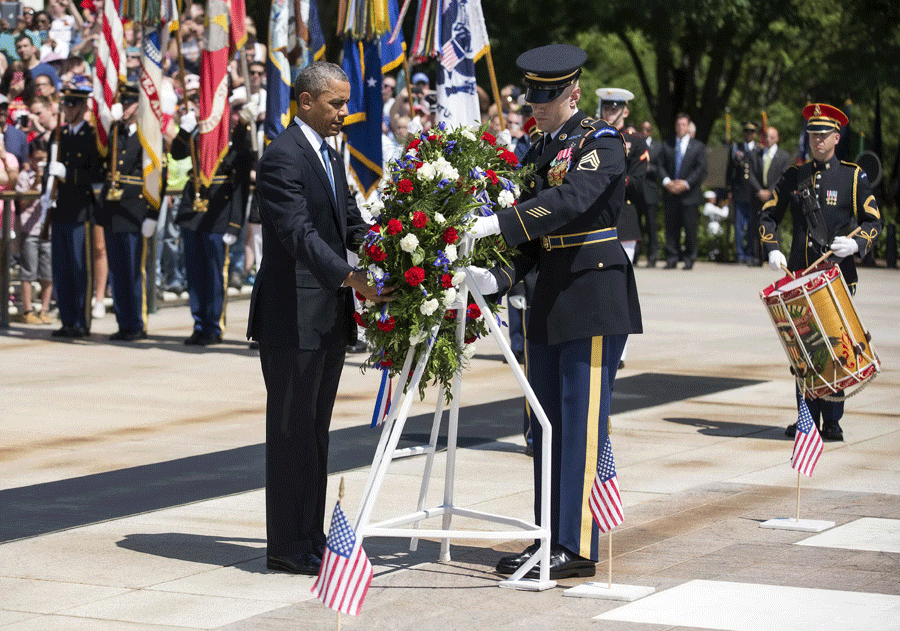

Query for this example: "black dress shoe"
[784,423,797,438]
[184,331,204,345]
[69,326,88,338]
[267,552,322,575]
[821,423,844,441]
[524,545,595,580]
[198,334,223,346]
[683,261,694,270]
[663,261,678,269]
[52,325,74,337]
[110,330,148,341]
[496,542,540,575]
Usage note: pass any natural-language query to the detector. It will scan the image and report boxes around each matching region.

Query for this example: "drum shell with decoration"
[761,264,879,399]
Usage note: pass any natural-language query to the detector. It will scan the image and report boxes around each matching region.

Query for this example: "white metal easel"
[353,246,556,591]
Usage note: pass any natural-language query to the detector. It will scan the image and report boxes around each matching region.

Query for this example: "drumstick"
[801,226,862,275]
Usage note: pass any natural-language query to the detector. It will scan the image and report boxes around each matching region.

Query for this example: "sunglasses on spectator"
[249,70,264,76]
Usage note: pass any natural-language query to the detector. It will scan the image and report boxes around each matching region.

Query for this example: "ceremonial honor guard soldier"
[96,83,161,341]
[468,44,642,579]
[760,103,882,441]
[47,76,104,338]
[171,96,255,345]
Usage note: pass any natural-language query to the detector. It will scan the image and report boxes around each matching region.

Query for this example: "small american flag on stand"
[311,501,373,616]
[589,436,624,533]
[791,398,824,477]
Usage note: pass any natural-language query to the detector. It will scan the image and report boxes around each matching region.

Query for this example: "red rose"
[414,160,423,170]
[354,312,367,328]
[379,358,393,368]
[442,227,459,244]
[412,211,428,228]
[444,309,458,321]
[485,169,499,185]
[441,273,453,289]
[427,134,438,142]
[377,316,396,332]
[368,224,381,233]
[464,333,477,344]
[499,149,519,166]
[404,266,425,286]
[386,218,403,235]
[397,179,414,194]
[482,131,496,145]
[368,245,387,262]
[466,303,481,320]
[407,138,421,151]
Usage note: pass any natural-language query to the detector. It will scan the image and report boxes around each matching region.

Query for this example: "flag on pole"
[435,0,489,128]
[589,436,624,533]
[198,0,246,187]
[341,38,383,196]
[381,0,406,73]
[791,398,824,477]
[138,26,166,210]
[93,0,126,156]
[311,501,373,616]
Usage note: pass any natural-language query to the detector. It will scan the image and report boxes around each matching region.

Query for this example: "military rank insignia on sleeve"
[547,147,573,186]
[578,150,600,171]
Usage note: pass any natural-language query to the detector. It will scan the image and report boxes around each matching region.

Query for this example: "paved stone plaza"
[1,262,898,630]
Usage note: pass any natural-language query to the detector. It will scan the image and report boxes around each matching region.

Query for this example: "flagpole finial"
[339,476,345,502]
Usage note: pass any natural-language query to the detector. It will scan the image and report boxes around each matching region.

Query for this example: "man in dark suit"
[658,113,707,269]
[247,62,392,575]
[640,120,661,266]
[750,125,791,219]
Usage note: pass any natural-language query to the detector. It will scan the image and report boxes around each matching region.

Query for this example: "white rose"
[462,344,477,359]
[400,233,420,253]
[420,298,439,316]
[442,287,457,306]
[368,264,385,277]
[497,129,513,149]
[461,129,477,141]
[451,270,466,286]
[435,212,447,224]
[434,156,459,181]
[418,161,438,181]
[444,244,458,263]
[497,189,516,208]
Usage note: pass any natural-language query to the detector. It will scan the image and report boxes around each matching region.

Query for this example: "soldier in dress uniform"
[760,103,882,441]
[95,83,162,341]
[468,44,642,579]
[170,97,255,345]
[728,121,761,265]
[47,77,104,338]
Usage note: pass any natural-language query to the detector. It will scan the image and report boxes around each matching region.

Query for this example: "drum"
[761,263,880,399]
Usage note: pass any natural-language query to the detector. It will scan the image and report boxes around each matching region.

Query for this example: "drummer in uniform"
[467,44,642,579]
[760,103,882,441]
[47,76,104,338]
[170,95,255,345]
[96,83,162,341]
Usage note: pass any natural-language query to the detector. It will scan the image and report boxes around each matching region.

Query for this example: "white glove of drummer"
[179,110,197,134]
[467,215,501,240]
[110,102,123,122]
[48,161,66,180]
[465,265,498,296]
[221,233,238,246]
[768,249,787,272]
[509,294,527,310]
[141,218,157,238]
[830,236,859,259]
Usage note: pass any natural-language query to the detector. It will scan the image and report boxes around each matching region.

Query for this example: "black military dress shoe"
[821,423,844,441]
[184,331,204,345]
[267,552,322,575]
[496,542,540,575]
[523,545,595,580]
[110,330,148,341]
[198,334,223,346]
[52,325,74,337]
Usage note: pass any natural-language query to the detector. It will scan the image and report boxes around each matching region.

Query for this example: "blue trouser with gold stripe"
[51,221,91,330]
[528,334,627,562]
[105,230,147,333]
[183,228,227,337]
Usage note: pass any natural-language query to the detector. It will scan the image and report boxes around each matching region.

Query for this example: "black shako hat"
[516,44,587,104]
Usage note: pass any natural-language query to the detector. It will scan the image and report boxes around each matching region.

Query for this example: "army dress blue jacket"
[96,124,164,233]
[53,121,104,224]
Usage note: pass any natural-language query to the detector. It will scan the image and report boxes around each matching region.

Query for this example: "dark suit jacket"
[644,138,662,206]
[247,122,369,349]
[749,146,791,197]
[658,136,707,207]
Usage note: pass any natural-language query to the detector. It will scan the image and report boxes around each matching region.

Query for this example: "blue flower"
[469,167,484,179]
[379,305,390,322]
[434,250,451,273]
[444,140,457,154]
[436,178,450,190]
[438,121,446,131]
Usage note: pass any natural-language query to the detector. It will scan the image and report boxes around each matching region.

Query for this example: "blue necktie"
[675,139,684,178]
[320,140,336,198]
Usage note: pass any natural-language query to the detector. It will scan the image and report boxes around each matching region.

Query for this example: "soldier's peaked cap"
[516,44,587,104]
[803,103,848,133]
[596,87,634,106]
[119,82,140,103]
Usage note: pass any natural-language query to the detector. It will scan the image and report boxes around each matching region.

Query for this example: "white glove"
[141,218,157,238]
[222,233,238,246]
[467,215,501,239]
[768,249,788,272]
[466,266,499,296]
[509,294,527,310]
[180,111,197,133]
[48,161,66,180]
[110,102,123,122]
[830,236,859,259]
[239,102,258,125]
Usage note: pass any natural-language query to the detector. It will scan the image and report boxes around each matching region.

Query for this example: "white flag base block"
[564,582,655,601]
[498,577,557,592]
[759,517,835,532]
